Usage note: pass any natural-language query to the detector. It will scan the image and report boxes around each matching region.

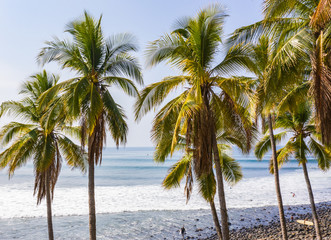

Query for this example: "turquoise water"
[0,147,318,188]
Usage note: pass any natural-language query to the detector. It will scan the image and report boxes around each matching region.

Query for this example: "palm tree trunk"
[204,90,229,240]
[88,135,97,240]
[88,158,96,240]
[212,131,230,240]
[210,200,223,240]
[46,172,54,240]
[268,114,288,240]
[302,161,322,239]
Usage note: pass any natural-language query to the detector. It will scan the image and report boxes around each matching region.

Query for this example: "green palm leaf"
[134,76,188,120]
[220,151,243,185]
[308,137,331,171]
[198,172,216,202]
[255,132,287,159]
[163,154,191,189]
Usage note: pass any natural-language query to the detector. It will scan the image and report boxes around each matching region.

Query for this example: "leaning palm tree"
[135,5,254,239]
[0,71,85,240]
[37,12,143,240]
[255,102,331,240]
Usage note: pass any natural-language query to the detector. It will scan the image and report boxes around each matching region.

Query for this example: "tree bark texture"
[302,161,322,239]
[210,200,223,240]
[268,114,288,240]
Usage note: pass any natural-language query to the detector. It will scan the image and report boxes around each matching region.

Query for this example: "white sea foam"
[0,169,330,219]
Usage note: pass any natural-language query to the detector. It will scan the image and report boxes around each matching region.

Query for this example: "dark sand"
[203,202,331,240]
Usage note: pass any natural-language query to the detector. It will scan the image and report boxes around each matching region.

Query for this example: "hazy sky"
[0,0,263,147]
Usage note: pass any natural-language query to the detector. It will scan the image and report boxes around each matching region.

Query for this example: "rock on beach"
[202,202,331,240]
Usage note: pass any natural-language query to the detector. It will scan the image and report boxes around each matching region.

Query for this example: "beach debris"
[180,226,186,239]
[296,219,314,226]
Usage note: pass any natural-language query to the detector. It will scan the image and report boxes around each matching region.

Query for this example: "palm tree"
[228,0,331,146]
[163,138,243,240]
[255,102,331,240]
[37,12,143,240]
[227,34,308,240]
[0,71,85,240]
[135,5,254,239]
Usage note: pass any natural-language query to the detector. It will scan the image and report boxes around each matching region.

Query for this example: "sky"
[0,0,263,147]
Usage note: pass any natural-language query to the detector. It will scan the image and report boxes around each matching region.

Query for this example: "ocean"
[0,147,330,239]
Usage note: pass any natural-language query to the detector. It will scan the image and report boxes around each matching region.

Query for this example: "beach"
[1,0,330,239]
[0,147,330,239]
[208,202,331,240]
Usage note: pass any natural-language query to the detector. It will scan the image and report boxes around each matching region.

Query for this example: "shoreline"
[203,201,331,240]
[0,202,330,239]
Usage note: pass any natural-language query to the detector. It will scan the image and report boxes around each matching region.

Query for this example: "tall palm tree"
[227,35,308,240]
[37,12,143,240]
[255,102,331,240]
[229,0,331,145]
[135,5,254,239]
[0,71,85,240]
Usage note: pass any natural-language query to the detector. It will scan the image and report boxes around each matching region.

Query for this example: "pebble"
[201,202,331,240]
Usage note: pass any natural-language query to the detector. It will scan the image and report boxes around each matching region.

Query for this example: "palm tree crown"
[38,12,143,156]
[256,102,331,172]
[0,71,85,202]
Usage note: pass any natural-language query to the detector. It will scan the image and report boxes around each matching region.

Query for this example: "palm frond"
[0,122,36,146]
[162,154,192,189]
[103,77,139,97]
[104,54,143,84]
[308,137,331,171]
[219,150,243,185]
[134,76,188,120]
[58,135,86,172]
[212,43,256,75]
[270,141,295,174]
[197,171,216,202]
[101,90,128,146]
[255,132,287,159]
[277,82,310,113]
